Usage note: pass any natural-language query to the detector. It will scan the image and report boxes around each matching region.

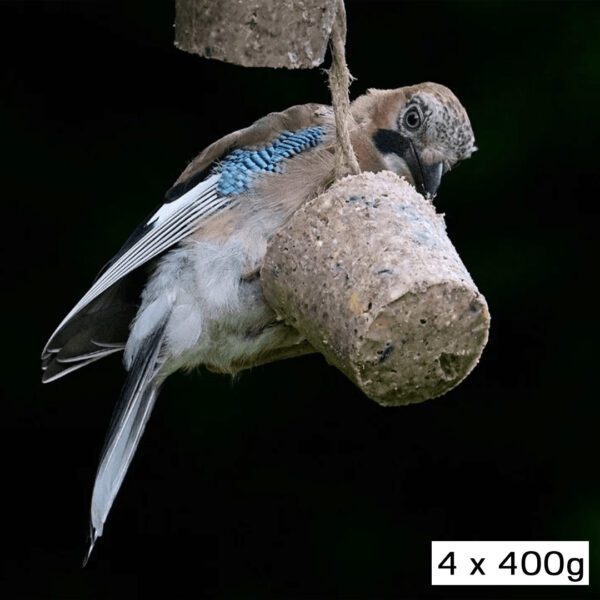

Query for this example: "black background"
[1,1,599,598]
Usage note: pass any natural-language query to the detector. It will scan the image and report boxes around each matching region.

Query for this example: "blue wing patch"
[215,126,327,196]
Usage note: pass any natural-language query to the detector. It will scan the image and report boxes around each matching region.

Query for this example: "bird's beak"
[371,130,444,200]
[417,160,443,199]
[406,142,443,200]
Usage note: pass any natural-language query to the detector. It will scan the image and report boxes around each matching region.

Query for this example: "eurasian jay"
[41,82,476,554]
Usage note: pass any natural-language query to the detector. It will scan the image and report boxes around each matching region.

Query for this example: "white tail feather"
[86,308,170,561]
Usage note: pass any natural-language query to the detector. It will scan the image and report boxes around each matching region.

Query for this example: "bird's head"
[351,82,476,199]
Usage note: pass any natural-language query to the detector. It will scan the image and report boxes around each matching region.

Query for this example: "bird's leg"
[205,339,315,374]
[240,267,260,282]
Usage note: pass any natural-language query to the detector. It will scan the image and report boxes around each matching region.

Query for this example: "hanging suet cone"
[261,171,490,406]
[174,0,337,69]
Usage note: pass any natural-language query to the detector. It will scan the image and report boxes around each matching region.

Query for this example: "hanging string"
[328,0,360,179]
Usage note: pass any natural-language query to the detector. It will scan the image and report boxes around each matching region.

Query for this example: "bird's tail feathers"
[85,307,170,564]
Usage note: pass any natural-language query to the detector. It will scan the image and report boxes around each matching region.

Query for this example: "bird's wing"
[41,173,229,381]
[42,103,332,382]
[167,103,329,197]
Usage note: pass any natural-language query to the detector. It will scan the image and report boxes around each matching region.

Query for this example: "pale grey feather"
[87,295,171,559]
[42,175,230,373]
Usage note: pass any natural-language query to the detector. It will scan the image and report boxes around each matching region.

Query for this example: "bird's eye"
[403,107,422,130]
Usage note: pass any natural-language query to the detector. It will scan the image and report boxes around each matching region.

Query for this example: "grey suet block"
[262,171,490,406]
[175,0,337,69]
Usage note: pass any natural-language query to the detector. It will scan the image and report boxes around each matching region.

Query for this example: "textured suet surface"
[174,0,337,69]
[262,171,489,405]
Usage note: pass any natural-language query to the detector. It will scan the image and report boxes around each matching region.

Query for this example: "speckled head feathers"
[352,82,476,168]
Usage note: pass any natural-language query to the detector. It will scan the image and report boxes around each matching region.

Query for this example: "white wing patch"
[43,173,231,357]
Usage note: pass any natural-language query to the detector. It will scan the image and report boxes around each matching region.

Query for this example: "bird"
[41,82,476,559]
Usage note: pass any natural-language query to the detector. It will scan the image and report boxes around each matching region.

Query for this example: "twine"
[328,0,360,179]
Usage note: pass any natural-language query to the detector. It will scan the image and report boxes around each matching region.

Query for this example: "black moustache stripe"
[372,129,412,158]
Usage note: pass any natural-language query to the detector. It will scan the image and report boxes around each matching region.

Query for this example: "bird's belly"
[166,269,304,376]
[130,222,305,379]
